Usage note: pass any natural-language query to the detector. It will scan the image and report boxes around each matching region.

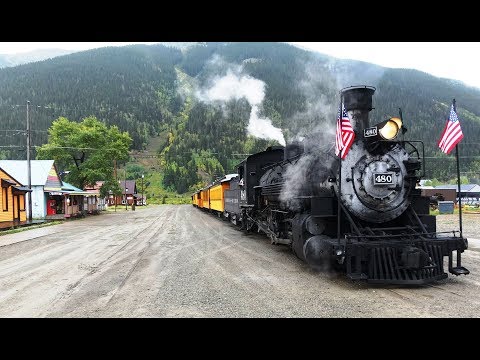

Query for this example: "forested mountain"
[1,42,480,193]
[0,49,75,68]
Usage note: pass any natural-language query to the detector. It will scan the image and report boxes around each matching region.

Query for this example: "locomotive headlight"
[377,117,402,140]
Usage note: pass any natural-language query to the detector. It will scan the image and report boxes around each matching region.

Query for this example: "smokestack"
[341,85,376,133]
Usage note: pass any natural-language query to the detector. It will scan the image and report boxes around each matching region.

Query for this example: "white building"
[0,160,63,219]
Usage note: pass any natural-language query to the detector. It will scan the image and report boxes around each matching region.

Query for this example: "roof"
[62,181,92,196]
[12,185,32,193]
[0,166,23,186]
[435,184,480,192]
[1,178,17,187]
[84,189,100,195]
[118,180,136,195]
[62,181,83,192]
[0,160,57,186]
[84,181,104,191]
[221,174,238,183]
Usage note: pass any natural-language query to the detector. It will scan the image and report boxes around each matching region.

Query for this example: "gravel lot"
[0,205,479,318]
[436,213,479,240]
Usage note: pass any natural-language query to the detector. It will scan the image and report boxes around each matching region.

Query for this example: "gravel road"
[0,205,479,318]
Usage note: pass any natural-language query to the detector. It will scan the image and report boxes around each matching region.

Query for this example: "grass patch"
[430,205,480,216]
[0,221,63,236]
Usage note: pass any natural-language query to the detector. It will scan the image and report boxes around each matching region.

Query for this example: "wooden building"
[108,180,138,206]
[0,166,31,223]
[84,181,104,212]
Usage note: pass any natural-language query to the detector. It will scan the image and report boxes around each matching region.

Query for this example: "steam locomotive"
[192,85,469,284]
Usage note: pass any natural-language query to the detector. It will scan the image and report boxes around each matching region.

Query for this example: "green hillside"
[1,42,480,194]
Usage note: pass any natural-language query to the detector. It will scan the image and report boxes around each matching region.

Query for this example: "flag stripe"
[335,103,355,159]
[438,103,464,154]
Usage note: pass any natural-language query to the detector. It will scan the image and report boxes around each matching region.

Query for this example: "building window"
[19,194,25,211]
[2,187,7,211]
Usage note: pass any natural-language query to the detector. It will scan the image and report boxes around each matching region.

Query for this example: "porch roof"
[12,185,32,193]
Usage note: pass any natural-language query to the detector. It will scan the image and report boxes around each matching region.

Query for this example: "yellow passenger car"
[191,191,201,207]
[209,174,237,213]
[200,188,209,209]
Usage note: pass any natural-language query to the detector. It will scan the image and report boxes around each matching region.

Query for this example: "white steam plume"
[278,59,340,207]
[285,59,338,144]
[279,154,314,211]
[196,66,286,146]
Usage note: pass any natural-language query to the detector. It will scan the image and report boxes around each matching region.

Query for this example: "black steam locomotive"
[196,85,469,285]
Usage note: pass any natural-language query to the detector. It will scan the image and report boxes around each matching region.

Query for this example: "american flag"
[335,103,355,159]
[438,103,464,154]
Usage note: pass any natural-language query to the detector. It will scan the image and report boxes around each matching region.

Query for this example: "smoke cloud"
[285,59,338,145]
[195,58,286,146]
[279,131,337,210]
[279,58,341,208]
[279,154,314,211]
[278,55,384,208]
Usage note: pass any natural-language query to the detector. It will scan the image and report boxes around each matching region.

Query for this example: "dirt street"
[0,205,479,318]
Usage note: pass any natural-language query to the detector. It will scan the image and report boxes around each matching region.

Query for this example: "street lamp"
[142,174,144,206]
[109,190,116,212]
[124,168,128,210]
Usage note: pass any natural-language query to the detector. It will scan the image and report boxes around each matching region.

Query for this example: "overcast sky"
[1,42,479,89]
[291,42,480,89]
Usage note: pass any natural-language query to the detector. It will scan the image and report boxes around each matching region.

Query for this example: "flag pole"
[337,93,342,245]
[453,99,463,238]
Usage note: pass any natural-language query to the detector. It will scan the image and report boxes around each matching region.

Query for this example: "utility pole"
[26,100,32,222]
[114,159,117,212]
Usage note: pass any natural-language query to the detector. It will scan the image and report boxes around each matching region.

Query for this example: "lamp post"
[142,174,144,206]
[109,190,116,212]
[124,168,128,210]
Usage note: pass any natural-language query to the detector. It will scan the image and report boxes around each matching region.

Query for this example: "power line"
[0,129,48,133]
[0,104,54,108]
[32,145,123,151]
[424,156,480,159]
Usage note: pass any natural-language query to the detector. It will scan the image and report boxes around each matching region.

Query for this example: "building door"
[47,199,57,215]
[13,195,20,222]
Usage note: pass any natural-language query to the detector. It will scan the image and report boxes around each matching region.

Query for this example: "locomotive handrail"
[330,185,362,236]
[408,206,428,234]
[346,230,462,239]
[260,162,284,171]
[402,140,425,178]
[373,139,426,178]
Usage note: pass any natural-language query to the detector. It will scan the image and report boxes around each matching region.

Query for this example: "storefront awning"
[44,187,62,192]
[63,190,92,196]
[48,190,95,196]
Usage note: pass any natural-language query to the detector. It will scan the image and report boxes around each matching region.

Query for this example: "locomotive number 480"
[374,173,394,185]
